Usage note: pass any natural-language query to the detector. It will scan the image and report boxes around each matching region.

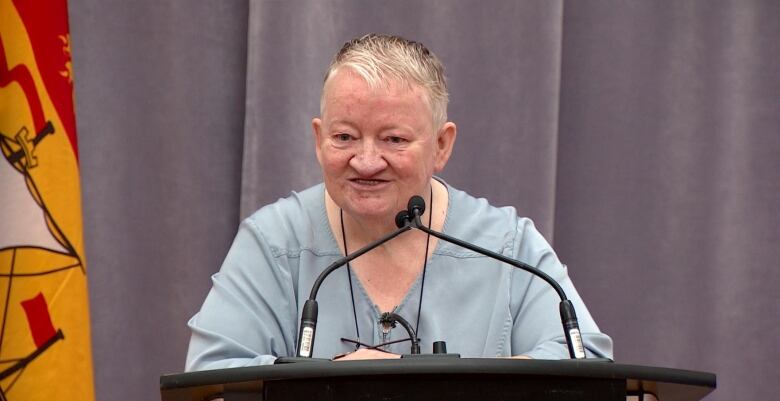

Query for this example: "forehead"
[322,68,432,120]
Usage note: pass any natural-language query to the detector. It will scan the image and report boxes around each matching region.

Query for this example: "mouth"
[348,178,389,187]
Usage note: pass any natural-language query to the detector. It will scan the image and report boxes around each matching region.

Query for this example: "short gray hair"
[321,34,449,129]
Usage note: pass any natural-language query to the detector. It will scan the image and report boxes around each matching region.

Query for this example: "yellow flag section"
[1,0,95,400]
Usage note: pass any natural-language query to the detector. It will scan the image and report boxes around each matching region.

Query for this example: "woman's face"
[313,69,454,223]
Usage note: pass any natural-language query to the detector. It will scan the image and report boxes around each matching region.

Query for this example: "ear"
[312,118,324,165]
[433,122,457,172]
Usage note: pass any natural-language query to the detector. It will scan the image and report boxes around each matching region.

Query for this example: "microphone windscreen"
[408,195,426,216]
[395,210,411,228]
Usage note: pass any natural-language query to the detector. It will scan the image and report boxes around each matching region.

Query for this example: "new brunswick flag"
[1,0,95,400]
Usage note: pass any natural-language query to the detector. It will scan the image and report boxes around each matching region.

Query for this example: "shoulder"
[242,183,338,257]
[441,183,520,254]
[442,182,551,260]
[446,184,519,226]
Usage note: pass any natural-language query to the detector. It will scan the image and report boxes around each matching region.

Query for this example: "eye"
[334,133,353,142]
[385,136,406,144]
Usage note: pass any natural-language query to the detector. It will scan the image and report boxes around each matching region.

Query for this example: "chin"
[343,199,397,221]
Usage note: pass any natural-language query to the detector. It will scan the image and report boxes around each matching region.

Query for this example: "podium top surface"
[161,358,715,401]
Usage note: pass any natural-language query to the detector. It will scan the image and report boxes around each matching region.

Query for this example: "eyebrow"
[327,118,421,136]
[328,119,359,130]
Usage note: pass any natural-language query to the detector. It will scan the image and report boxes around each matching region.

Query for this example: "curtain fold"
[554,3,780,401]
[71,2,249,400]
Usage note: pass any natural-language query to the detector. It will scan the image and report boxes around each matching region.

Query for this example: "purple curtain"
[72,1,779,400]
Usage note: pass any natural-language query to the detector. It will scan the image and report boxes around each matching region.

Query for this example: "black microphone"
[295,210,413,358]
[408,195,425,224]
[399,196,587,359]
[379,312,421,354]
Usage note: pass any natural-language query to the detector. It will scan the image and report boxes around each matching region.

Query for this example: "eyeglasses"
[339,336,413,353]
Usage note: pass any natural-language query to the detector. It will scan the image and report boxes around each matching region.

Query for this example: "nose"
[349,140,387,176]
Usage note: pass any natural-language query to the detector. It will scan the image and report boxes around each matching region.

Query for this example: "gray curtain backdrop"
[68,1,779,401]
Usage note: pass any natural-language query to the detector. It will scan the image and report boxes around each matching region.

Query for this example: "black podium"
[160,359,715,401]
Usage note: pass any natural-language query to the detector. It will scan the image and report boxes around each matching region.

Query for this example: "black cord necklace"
[340,186,434,350]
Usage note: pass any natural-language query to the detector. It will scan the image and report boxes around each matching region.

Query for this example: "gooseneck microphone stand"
[295,215,413,358]
[400,196,587,359]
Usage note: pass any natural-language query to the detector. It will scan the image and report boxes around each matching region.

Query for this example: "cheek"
[319,147,352,173]
[394,153,433,179]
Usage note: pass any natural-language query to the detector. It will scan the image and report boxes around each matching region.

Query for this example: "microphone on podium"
[294,209,415,359]
[399,196,587,359]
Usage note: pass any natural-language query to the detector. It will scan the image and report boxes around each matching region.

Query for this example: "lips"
[347,178,391,190]
[350,178,387,185]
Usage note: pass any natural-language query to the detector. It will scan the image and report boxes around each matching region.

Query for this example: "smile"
[349,178,389,187]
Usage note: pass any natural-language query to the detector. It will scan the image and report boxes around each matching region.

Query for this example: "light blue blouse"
[186,182,613,370]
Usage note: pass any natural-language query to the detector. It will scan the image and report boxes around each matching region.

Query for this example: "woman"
[186,34,612,370]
